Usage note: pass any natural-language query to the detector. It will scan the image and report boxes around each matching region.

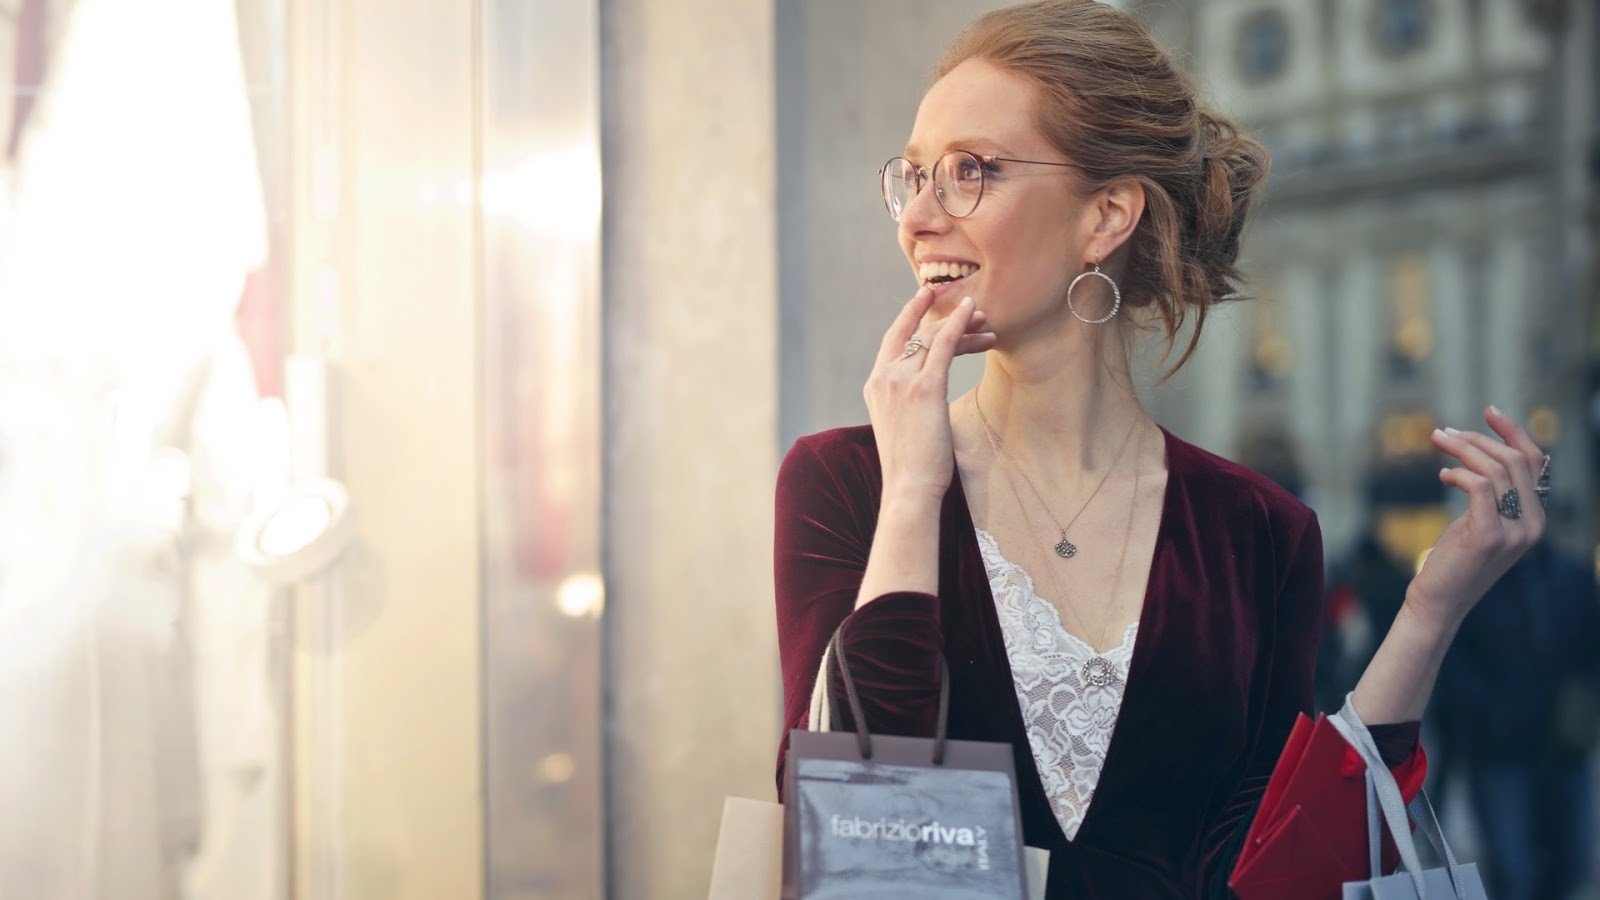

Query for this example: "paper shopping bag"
[709,796,783,900]
[1332,696,1487,900]
[710,795,1051,900]
[782,628,1028,899]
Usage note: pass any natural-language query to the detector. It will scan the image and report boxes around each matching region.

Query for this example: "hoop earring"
[1067,263,1121,325]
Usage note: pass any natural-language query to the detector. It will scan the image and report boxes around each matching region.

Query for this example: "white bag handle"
[1330,692,1472,900]
[806,639,835,732]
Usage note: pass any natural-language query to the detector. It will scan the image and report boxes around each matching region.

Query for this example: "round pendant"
[1082,656,1116,688]
[1054,537,1078,559]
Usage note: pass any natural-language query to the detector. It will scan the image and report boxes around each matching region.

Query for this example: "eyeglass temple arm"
[984,155,1077,169]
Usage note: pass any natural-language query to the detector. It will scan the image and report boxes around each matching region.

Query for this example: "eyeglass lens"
[881,151,984,221]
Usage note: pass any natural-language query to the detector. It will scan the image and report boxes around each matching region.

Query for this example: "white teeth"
[918,261,979,283]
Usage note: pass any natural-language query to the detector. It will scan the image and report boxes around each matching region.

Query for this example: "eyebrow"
[901,137,1011,162]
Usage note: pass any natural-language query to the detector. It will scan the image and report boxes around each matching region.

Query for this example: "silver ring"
[1536,454,1551,510]
[900,335,928,359]
[1496,488,1523,521]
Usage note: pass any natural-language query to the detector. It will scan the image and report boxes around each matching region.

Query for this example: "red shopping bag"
[1228,712,1428,900]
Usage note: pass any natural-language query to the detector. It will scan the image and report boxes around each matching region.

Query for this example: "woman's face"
[897,58,1092,329]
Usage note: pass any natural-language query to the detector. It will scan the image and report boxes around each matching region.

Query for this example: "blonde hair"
[936,0,1271,380]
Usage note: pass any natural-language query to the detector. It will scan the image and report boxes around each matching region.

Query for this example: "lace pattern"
[975,526,1138,842]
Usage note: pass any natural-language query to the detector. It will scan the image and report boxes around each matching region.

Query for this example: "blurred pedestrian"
[1436,537,1600,899]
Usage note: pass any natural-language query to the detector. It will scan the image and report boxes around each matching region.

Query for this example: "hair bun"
[1193,109,1270,266]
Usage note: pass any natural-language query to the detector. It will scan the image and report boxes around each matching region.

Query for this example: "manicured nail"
[1444,427,1460,435]
[1440,468,1450,477]
[1489,405,1502,417]
[960,296,973,308]
[1433,428,1446,439]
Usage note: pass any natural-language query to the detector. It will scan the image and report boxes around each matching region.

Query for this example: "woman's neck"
[954,322,1149,488]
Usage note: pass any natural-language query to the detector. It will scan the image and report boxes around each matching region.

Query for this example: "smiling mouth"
[919,261,980,288]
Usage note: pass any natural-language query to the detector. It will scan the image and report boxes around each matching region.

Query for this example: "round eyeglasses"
[879,150,1078,221]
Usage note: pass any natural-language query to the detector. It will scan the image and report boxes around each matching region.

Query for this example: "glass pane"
[479,1,605,897]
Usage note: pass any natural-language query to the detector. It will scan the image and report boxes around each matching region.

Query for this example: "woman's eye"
[955,160,983,182]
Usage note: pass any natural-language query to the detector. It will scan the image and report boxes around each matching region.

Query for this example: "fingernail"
[1440,468,1450,477]
[1489,405,1502,417]
[1433,428,1448,440]
[960,296,973,308]
[1444,427,1460,435]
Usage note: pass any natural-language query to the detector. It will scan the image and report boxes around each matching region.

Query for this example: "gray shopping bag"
[1332,694,1488,900]
[781,628,1029,899]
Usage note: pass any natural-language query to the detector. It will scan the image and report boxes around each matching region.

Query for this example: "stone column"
[1428,230,1476,432]
[601,2,780,898]
[1281,243,1333,505]
[1327,210,1384,551]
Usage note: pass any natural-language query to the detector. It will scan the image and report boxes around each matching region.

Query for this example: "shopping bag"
[781,627,1029,899]
[708,796,784,900]
[1230,714,1401,897]
[1331,695,1487,900]
[1231,696,1430,899]
[708,796,1051,900]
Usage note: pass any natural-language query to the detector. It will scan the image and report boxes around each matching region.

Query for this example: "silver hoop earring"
[1067,263,1121,325]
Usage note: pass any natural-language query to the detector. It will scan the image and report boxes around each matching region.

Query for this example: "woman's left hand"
[1406,406,1548,631]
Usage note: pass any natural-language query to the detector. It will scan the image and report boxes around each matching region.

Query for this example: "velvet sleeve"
[1198,507,1427,898]
[772,436,943,800]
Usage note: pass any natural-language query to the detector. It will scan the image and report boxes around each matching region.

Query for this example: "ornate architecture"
[1139,0,1592,562]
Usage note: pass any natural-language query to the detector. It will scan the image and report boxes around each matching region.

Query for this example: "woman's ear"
[1089,177,1144,261]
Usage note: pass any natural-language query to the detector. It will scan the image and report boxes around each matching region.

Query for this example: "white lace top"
[974,526,1139,842]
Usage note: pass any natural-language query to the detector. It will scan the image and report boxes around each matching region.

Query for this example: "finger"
[1432,428,1513,496]
[1453,430,1541,524]
[954,331,998,356]
[1440,466,1502,529]
[922,296,976,376]
[924,303,990,340]
[875,286,936,368]
[1483,405,1545,477]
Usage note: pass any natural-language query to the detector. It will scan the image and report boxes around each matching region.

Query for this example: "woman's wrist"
[1351,598,1462,726]
[881,482,948,514]
[1398,585,1470,640]
[854,488,944,609]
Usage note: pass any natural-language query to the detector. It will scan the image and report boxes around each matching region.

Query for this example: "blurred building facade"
[1137,0,1594,565]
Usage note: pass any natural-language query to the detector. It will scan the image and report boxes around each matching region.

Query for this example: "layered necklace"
[972,392,1145,688]
[973,394,1138,560]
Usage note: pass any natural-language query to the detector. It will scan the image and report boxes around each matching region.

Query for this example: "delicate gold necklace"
[973,391,1138,560]
[978,414,1145,688]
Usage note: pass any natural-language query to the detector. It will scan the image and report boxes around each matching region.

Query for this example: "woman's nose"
[897,180,952,238]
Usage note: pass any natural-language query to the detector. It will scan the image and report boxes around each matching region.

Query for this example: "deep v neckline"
[949,423,1177,846]
[971,525,1140,659]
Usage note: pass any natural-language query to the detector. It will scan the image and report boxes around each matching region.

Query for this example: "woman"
[772,1,1549,897]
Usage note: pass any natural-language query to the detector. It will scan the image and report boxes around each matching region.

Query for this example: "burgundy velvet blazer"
[772,422,1421,899]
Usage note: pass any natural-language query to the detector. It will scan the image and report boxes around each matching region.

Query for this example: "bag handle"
[808,625,951,765]
[1364,769,1381,878]
[1407,788,1465,886]
[1332,692,1472,900]
[1359,773,1462,879]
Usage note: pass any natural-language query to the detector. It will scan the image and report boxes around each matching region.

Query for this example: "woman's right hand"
[864,288,996,502]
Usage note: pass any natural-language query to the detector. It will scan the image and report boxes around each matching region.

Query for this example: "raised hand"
[863,288,996,502]
[1408,406,1549,629]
